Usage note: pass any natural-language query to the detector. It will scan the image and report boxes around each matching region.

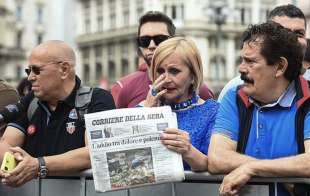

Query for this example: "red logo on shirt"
[27,125,36,135]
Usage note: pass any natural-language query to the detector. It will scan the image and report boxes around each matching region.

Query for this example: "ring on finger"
[151,88,157,96]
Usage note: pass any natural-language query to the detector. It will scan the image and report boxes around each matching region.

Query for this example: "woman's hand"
[160,128,192,156]
[144,74,167,107]
[161,128,209,171]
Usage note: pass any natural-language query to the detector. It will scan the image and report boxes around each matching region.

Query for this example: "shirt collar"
[249,81,296,108]
[62,76,81,108]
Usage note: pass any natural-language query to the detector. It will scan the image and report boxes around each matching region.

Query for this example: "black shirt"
[9,77,115,157]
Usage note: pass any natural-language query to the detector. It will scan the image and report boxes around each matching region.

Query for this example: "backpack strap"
[236,87,254,154]
[294,77,310,154]
[75,86,93,121]
[27,86,93,122]
[27,97,39,121]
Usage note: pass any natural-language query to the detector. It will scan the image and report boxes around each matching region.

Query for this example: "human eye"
[156,67,165,75]
[168,67,181,75]
[293,30,305,38]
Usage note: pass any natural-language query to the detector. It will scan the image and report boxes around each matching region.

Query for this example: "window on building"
[108,43,115,60]
[82,48,90,82]
[120,41,128,57]
[16,31,23,48]
[16,66,22,80]
[16,4,22,21]
[241,8,245,25]
[122,0,130,26]
[97,0,103,32]
[83,64,90,83]
[210,56,226,81]
[37,33,43,44]
[96,63,103,80]
[121,59,129,76]
[171,5,177,19]
[244,8,251,24]
[108,61,116,82]
[95,45,103,80]
[109,0,116,29]
[37,4,43,24]
[95,45,102,58]
[135,56,139,69]
[181,4,184,20]
[136,0,144,20]
[83,1,91,33]
[164,5,167,15]
[97,16,103,32]
[208,35,217,49]
[234,36,242,50]
[121,41,129,76]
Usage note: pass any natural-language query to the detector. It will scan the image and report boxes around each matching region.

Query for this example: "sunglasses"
[25,66,43,76]
[137,35,170,48]
[25,61,64,76]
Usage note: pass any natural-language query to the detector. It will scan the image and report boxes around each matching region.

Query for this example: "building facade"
[0,0,77,85]
[75,0,276,93]
[0,0,48,84]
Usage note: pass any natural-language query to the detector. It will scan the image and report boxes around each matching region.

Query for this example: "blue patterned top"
[175,99,219,170]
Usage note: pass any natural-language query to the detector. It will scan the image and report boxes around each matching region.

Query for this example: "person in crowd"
[111,11,214,108]
[141,37,218,171]
[0,40,115,187]
[303,39,310,80]
[0,80,19,136]
[16,77,32,97]
[217,4,308,101]
[208,22,309,196]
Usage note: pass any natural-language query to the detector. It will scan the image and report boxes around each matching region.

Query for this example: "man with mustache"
[111,11,214,108]
[208,22,309,196]
[218,4,308,101]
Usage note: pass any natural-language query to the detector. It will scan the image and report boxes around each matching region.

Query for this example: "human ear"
[59,61,71,79]
[275,57,288,78]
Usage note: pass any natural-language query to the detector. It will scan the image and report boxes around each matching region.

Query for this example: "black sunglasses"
[25,66,43,76]
[25,61,64,76]
[137,35,170,48]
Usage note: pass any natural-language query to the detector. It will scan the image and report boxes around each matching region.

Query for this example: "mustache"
[240,73,254,84]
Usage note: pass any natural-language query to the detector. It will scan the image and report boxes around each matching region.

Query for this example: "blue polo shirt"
[213,82,310,196]
[213,81,310,157]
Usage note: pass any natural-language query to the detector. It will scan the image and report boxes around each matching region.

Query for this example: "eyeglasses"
[137,35,170,48]
[25,61,64,76]
[25,66,43,76]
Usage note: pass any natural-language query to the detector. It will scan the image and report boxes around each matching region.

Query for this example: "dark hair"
[268,4,306,29]
[242,22,303,81]
[305,39,310,62]
[138,11,176,37]
[17,77,32,97]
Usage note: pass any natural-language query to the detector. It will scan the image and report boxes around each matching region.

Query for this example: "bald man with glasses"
[0,40,115,187]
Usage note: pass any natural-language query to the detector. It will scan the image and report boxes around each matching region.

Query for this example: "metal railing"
[1,170,310,196]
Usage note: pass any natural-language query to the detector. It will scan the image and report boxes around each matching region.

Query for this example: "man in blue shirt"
[208,22,310,196]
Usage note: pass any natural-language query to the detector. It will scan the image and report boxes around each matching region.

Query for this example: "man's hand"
[219,162,256,196]
[1,147,39,187]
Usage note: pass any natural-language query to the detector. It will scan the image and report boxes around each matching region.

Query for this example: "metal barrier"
[1,170,310,196]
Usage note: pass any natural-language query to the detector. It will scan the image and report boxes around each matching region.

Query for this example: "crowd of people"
[0,3,309,196]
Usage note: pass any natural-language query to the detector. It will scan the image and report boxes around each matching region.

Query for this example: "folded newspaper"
[85,106,185,192]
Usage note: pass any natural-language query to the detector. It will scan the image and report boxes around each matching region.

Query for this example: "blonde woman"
[141,37,218,171]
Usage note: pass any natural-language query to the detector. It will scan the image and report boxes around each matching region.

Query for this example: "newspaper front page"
[85,106,185,192]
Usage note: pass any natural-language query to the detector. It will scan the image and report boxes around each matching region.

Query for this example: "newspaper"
[85,106,185,192]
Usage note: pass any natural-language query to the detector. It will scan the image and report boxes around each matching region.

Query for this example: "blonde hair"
[151,37,203,93]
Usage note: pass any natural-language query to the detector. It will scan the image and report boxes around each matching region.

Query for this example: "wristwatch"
[37,157,48,178]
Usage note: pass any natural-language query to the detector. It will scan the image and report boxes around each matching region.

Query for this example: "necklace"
[169,94,200,110]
